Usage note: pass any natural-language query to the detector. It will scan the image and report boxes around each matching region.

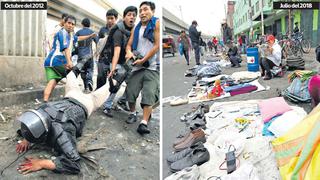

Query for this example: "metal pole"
[260,0,264,35]
[288,9,291,37]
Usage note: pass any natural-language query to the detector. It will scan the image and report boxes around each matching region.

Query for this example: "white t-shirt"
[266,42,282,66]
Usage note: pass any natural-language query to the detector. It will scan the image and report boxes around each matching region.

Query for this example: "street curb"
[0,86,64,107]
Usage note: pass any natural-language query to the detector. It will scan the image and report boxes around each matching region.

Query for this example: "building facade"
[233,0,319,46]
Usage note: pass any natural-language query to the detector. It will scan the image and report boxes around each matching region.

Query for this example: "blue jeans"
[103,64,128,109]
[192,42,200,64]
[79,57,93,89]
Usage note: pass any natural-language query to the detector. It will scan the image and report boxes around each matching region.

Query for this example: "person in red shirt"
[212,36,218,54]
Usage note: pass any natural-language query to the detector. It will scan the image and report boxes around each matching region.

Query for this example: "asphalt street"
[162,50,317,178]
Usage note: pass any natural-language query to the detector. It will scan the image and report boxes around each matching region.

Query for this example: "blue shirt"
[44,28,78,67]
[75,27,98,58]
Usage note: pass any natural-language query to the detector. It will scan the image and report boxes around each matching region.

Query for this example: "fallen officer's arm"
[17,157,56,175]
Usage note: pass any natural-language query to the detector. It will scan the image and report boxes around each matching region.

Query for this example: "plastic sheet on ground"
[196,100,283,179]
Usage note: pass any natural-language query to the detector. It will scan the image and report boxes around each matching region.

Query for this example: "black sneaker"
[137,123,150,135]
[87,81,93,92]
[126,113,137,124]
[117,100,130,111]
[103,108,113,117]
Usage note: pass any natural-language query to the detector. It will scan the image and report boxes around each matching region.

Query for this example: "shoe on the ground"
[170,147,210,172]
[137,123,150,135]
[235,64,241,68]
[126,113,137,124]
[167,142,204,163]
[174,129,206,152]
[87,81,93,91]
[103,108,113,117]
[180,104,209,122]
[117,100,130,111]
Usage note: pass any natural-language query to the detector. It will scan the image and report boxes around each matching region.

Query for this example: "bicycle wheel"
[301,39,311,53]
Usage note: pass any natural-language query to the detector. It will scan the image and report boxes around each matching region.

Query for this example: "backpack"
[282,77,311,103]
[99,21,130,63]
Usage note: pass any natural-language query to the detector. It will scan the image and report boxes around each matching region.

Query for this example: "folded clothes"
[229,85,258,96]
[223,83,252,92]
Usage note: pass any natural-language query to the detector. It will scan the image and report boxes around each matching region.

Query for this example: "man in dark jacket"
[188,20,201,65]
[222,21,232,44]
[226,41,241,68]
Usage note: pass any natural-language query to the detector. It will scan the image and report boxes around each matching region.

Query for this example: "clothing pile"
[166,104,210,173]
[185,63,222,78]
[187,71,266,103]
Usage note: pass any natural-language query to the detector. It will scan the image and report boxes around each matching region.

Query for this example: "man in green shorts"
[43,15,96,102]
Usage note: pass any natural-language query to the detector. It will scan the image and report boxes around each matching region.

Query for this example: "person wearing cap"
[15,71,110,175]
[259,34,282,80]
[188,20,201,65]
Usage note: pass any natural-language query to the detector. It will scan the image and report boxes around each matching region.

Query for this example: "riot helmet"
[18,109,50,143]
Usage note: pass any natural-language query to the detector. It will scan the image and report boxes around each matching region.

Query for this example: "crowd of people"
[14,1,159,175]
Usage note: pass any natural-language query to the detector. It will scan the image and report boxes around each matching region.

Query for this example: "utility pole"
[249,0,253,41]
[260,0,264,35]
[179,5,184,21]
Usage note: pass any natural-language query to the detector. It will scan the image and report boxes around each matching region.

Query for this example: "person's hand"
[65,62,73,70]
[132,59,145,66]
[17,157,44,175]
[91,32,97,38]
[125,51,134,61]
[108,69,115,78]
[16,139,30,153]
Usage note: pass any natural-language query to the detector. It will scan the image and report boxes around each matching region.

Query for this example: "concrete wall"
[0,0,47,89]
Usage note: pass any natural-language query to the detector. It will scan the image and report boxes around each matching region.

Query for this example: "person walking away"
[178,30,191,65]
[75,18,98,92]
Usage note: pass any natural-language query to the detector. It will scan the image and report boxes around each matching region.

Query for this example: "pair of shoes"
[261,71,265,77]
[174,128,206,151]
[187,117,207,131]
[180,104,209,122]
[167,141,204,163]
[170,147,210,172]
[117,100,130,111]
[137,123,150,135]
[103,108,113,117]
[87,81,93,92]
[126,112,138,124]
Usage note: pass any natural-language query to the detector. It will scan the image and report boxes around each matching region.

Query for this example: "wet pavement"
[162,50,317,178]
